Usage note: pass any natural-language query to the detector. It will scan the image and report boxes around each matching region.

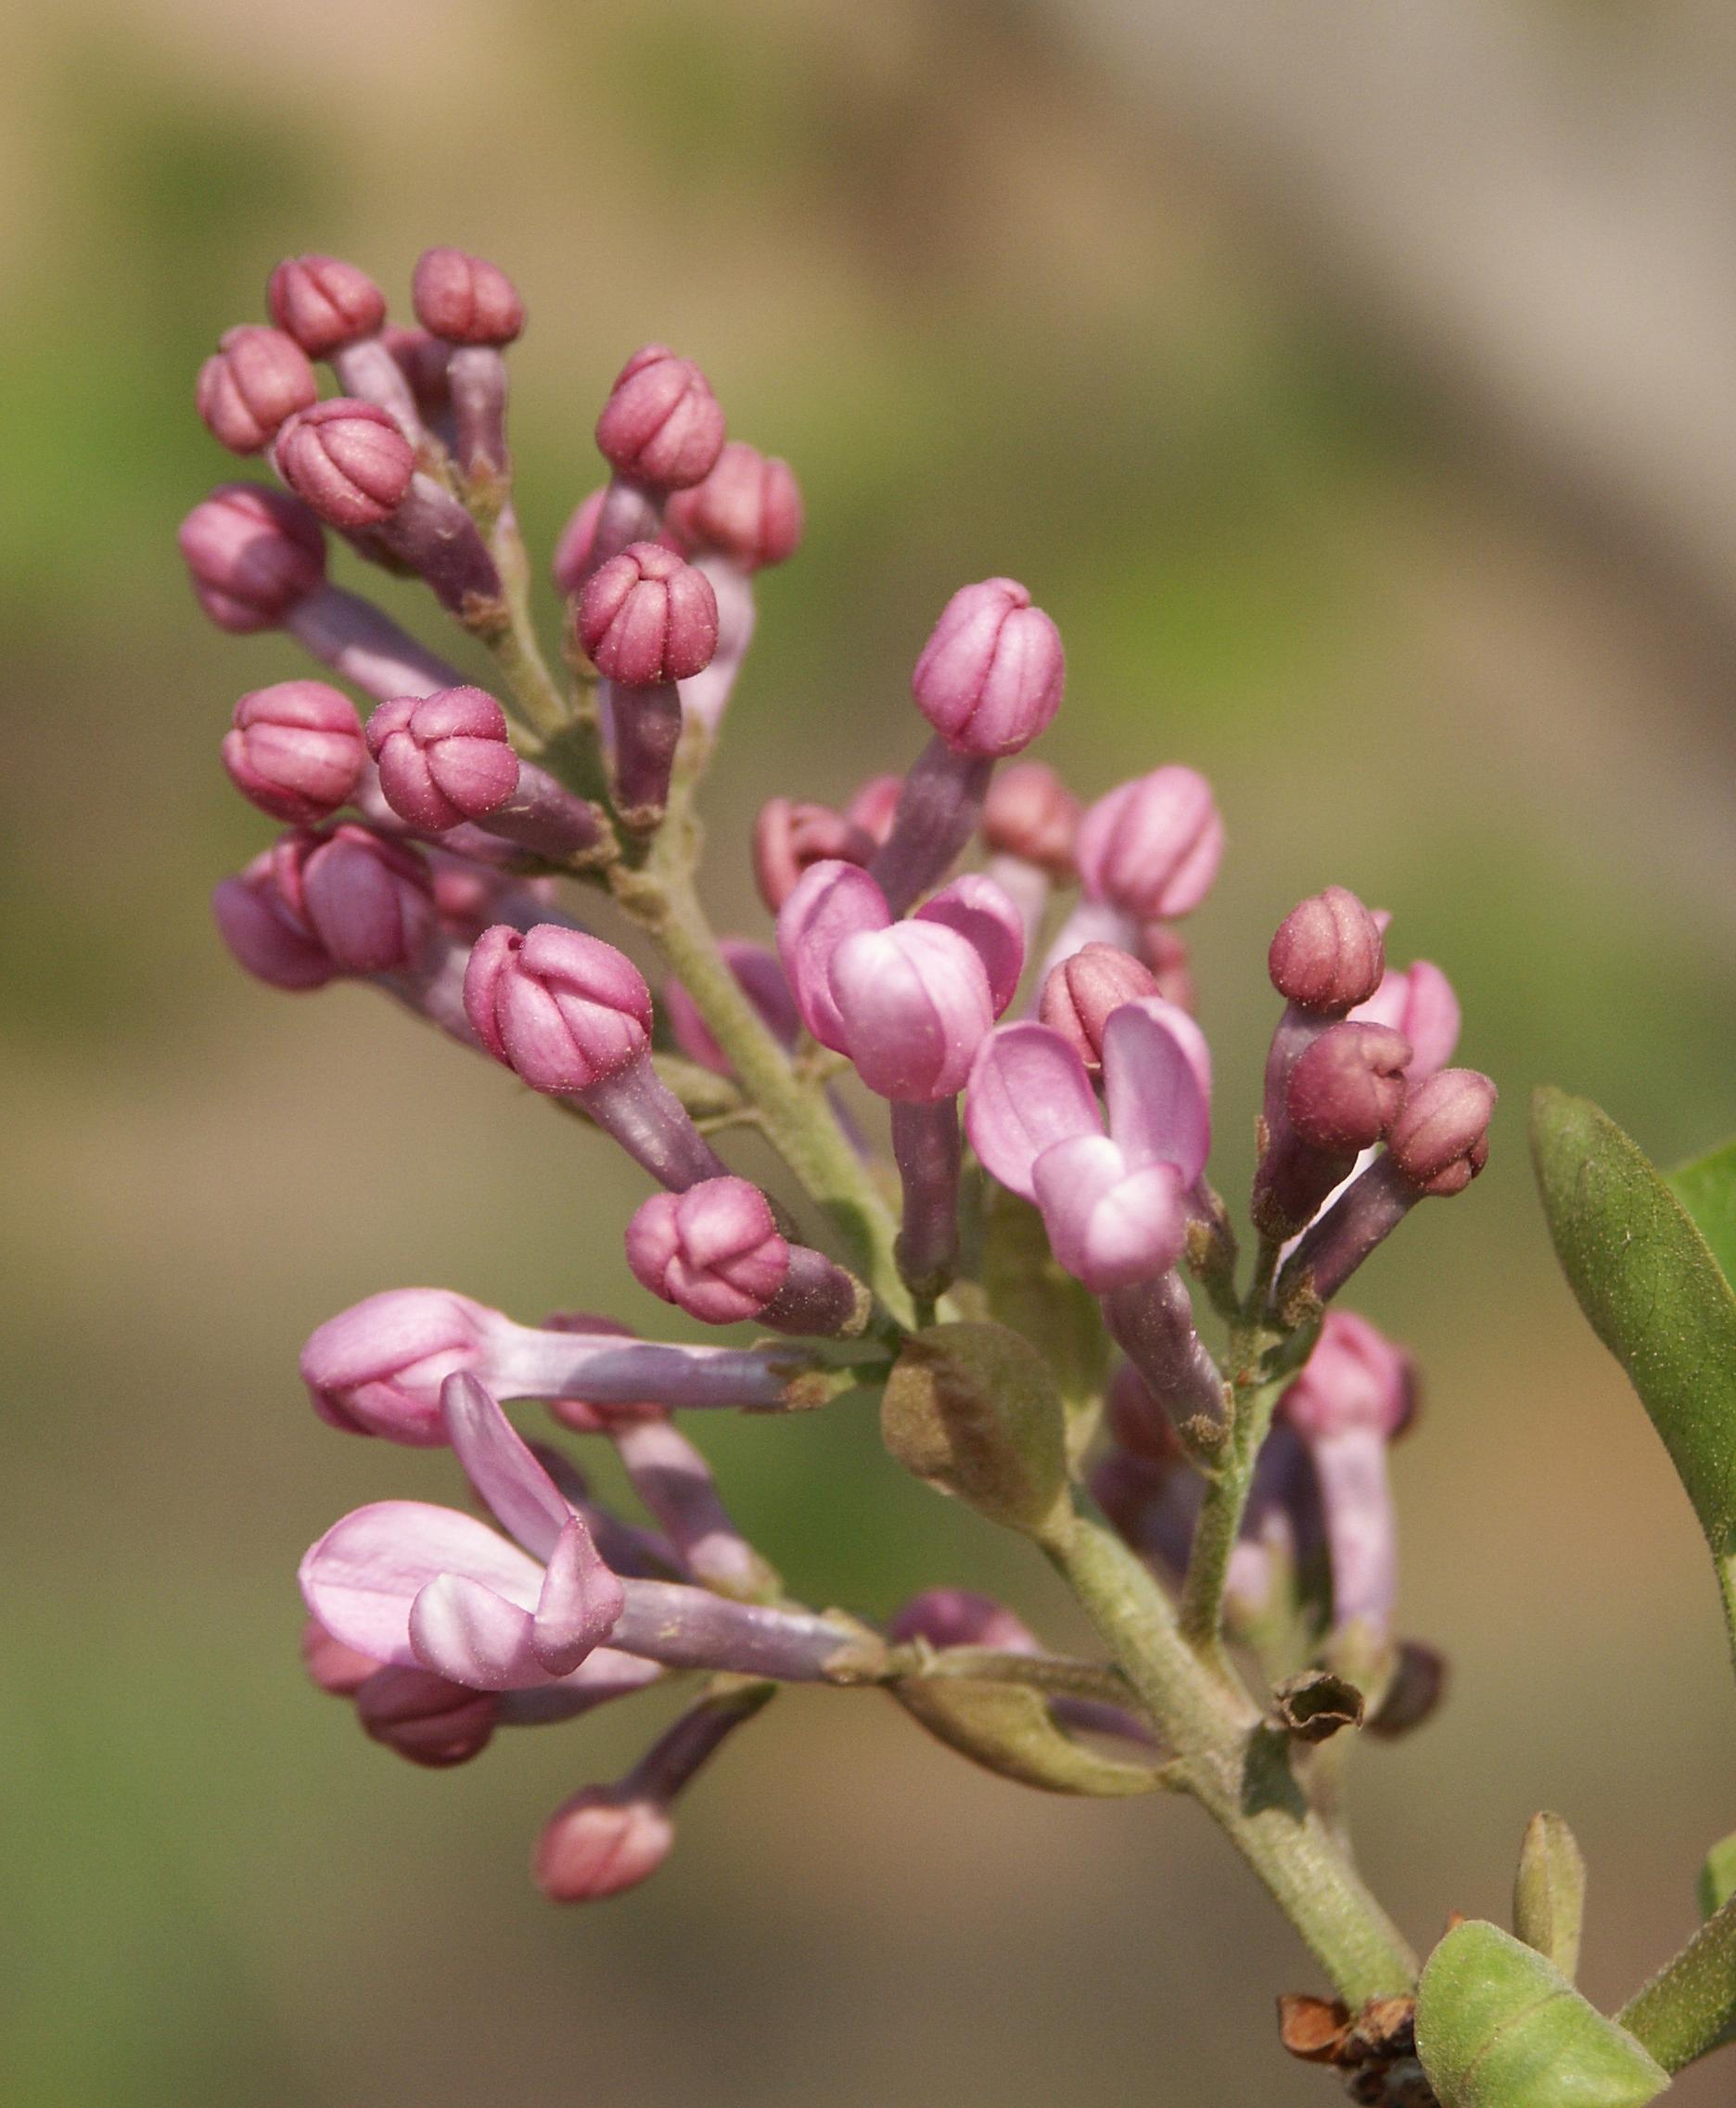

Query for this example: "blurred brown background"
[3,2,1733,2102]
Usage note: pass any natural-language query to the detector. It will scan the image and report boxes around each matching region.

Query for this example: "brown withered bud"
[1269,886,1385,1015]
[1286,1022,1411,1154]
[1387,1068,1496,1195]
[981,760,1080,876]
[1271,1668,1365,1744]
[752,797,875,912]
[1039,942,1159,1072]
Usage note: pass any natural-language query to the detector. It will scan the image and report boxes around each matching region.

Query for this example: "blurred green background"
[4,2,1733,2102]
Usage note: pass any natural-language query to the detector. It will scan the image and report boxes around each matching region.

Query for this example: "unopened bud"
[1269,887,1385,1015]
[663,441,802,569]
[533,1787,675,1901]
[222,679,367,825]
[197,326,317,454]
[594,345,725,492]
[752,798,875,912]
[1387,1068,1496,1195]
[411,246,524,346]
[1039,942,1158,1072]
[577,543,719,685]
[1285,1022,1410,1154]
[268,254,387,357]
[276,399,414,529]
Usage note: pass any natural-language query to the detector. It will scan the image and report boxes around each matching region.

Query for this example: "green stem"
[1047,1510,1417,2002]
[901,1646,1142,1711]
[1179,1378,1283,1654]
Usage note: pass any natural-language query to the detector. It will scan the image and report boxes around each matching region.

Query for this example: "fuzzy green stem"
[1046,1509,1417,2002]
[899,1646,1142,1711]
[1179,1378,1283,1654]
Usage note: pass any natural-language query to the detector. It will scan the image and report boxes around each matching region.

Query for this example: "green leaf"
[1666,1139,1736,1293]
[1698,1833,1736,1922]
[1417,1920,1669,2105]
[1514,1810,1588,1982]
[1620,1892,1736,2073]
[1530,1090,1736,1661]
[891,1677,1170,1796]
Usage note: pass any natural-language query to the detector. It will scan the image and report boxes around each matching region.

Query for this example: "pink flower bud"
[1285,1022,1411,1154]
[196,326,317,454]
[178,482,326,632]
[594,344,726,491]
[911,578,1065,757]
[625,1179,790,1326]
[1268,887,1385,1015]
[211,853,337,991]
[887,1590,1037,1651]
[301,1616,378,1696]
[268,253,388,357]
[411,246,524,346]
[272,824,435,975]
[845,773,903,844]
[221,679,366,825]
[1280,1311,1417,1444]
[751,798,875,913]
[1076,767,1224,920]
[533,1787,674,1902]
[663,441,802,569]
[827,920,996,1102]
[463,924,653,1093]
[276,399,415,529]
[356,1665,499,1767]
[982,760,1080,876]
[1039,943,1159,1073]
[1386,1068,1496,1195]
[365,686,520,832]
[577,543,718,685]
[300,1285,493,1443]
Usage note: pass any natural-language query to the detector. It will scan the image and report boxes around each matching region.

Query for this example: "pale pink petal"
[299,1501,542,1667]
[917,874,1026,1016]
[1101,996,1212,1183]
[1032,1136,1188,1291]
[530,1514,626,1673]
[440,1373,571,1562]
[774,860,890,1050]
[965,1021,1101,1198]
[409,1572,553,1689]
[828,922,993,1100]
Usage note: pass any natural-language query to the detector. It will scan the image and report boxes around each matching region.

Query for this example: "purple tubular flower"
[463,924,726,1188]
[300,1289,816,1444]
[1278,1311,1417,1636]
[276,398,415,528]
[663,441,803,571]
[662,940,799,1077]
[627,1179,865,1337]
[269,254,388,357]
[271,824,435,976]
[197,326,317,454]
[300,1374,880,1687]
[366,689,604,862]
[967,997,1211,1293]
[282,586,465,704]
[1253,1020,1412,1240]
[1076,767,1224,922]
[1039,943,1160,1075]
[1278,1068,1497,1308]
[1101,1272,1226,1435]
[594,345,726,493]
[179,482,326,633]
[222,680,367,825]
[577,543,719,686]
[911,578,1065,758]
[867,738,994,917]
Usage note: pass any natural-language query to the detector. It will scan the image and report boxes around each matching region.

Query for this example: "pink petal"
[1100,997,1211,1183]
[299,1501,542,1667]
[964,1021,1100,1198]
[827,921,992,1100]
[775,860,889,1050]
[530,1514,626,1673]
[440,1373,574,1562]
[1032,1136,1188,1291]
[917,874,1026,1015]
[409,1573,552,1689]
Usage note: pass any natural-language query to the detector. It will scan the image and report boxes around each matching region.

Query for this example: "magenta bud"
[626,1179,790,1326]
[366,687,519,832]
[982,760,1080,876]
[663,441,802,569]
[411,246,524,346]
[577,543,718,685]
[464,924,653,1092]
[1269,887,1385,1015]
[356,1665,499,1767]
[1280,1310,1417,1444]
[1387,1068,1496,1195]
[1077,767,1224,920]
[752,798,875,913]
[301,1616,378,1696]
[273,824,435,975]
[887,1590,1037,1652]
[211,854,337,991]
[911,578,1065,758]
[222,679,367,825]
[197,326,317,454]
[1039,943,1160,1073]
[1285,1022,1411,1154]
[534,1787,674,1902]
[594,344,726,492]
[268,253,388,357]
[179,482,326,632]
[276,398,415,529]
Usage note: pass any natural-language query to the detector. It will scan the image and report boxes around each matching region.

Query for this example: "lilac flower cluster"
[185,248,1493,1908]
